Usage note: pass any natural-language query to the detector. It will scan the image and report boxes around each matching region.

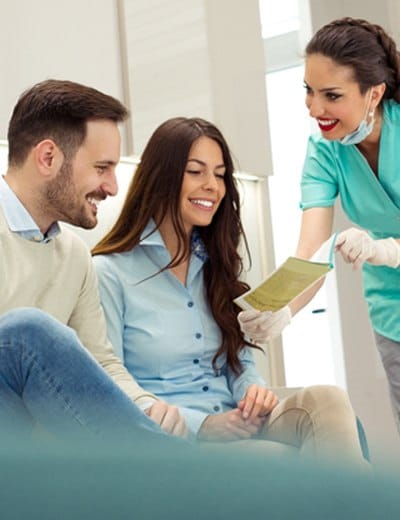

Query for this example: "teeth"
[191,199,213,208]
[318,119,337,126]
[87,197,100,208]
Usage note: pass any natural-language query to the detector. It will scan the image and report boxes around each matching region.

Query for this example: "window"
[260,1,340,387]
[259,0,299,38]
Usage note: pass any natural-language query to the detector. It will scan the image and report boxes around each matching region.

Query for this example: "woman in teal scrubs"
[238,17,400,431]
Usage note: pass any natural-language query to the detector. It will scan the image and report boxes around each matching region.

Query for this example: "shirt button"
[193,359,199,364]
[202,385,209,392]
[187,301,194,308]
[213,405,220,412]
[195,333,202,339]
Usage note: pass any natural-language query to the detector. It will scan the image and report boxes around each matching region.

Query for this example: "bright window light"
[266,66,337,387]
[259,0,299,38]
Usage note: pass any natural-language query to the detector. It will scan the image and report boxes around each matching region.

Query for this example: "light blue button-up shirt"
[0,175,60,242]
[94,220,266,434]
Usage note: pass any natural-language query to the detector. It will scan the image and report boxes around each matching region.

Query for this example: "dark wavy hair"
[306,17,400,102]
[92,117,257,374]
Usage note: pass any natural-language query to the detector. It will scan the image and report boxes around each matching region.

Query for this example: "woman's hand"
[197,409,264,442]
[237,307,291,343]
[145,401,189,438]
[336,228,400,269]
[238,384,279,422]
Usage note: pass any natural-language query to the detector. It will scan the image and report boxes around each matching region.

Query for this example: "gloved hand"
[335,228,400,270]
[237,306,291,343]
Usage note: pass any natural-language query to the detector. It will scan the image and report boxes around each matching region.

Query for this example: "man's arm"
[68,246,158,405]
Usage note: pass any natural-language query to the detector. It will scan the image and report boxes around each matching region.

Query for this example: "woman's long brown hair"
[92,117,258,374]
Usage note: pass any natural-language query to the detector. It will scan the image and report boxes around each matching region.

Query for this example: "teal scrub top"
[300,99,400,341]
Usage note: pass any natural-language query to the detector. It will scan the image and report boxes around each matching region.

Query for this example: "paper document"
[234,234,337,312]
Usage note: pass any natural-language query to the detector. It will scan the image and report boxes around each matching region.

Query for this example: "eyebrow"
[304,81,343,93]
[187,158,225,168]
[319,87,343,92]
[95,160,118,167]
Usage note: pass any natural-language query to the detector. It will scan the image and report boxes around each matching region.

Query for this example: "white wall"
[0,0,128,149]
[122,0,273,176]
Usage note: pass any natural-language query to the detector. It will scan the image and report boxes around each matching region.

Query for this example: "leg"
[259,385,365,464]
[0,308,164,441]
[374,331,400,433]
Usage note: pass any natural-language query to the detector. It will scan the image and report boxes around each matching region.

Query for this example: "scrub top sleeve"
[227,348,267,403]
[300,135,339,210]
[93,256,125,361]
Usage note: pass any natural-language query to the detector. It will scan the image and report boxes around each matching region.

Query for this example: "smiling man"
[0,79,187,441]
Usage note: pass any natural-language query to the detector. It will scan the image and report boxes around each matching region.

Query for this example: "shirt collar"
[0,175,60,242]
[191,228,208,262]
[140,218,208,261]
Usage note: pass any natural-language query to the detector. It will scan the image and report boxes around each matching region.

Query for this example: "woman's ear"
[371,82,386,109]
[33,139,64,177]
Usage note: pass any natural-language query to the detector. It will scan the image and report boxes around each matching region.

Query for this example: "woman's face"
[304,53,374,140]
[179,136,226,234]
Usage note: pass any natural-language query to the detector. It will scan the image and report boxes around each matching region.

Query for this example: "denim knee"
[0,307,79,353]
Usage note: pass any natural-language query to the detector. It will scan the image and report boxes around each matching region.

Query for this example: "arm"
[227,348,278,423]
[144,401,188,438]
[94,255,188,437]
[193,350,272,439]
[227,347,266,402]
[197,409,263,441]
[193,350,268,441]
[290,206,334,315]
[289,135,338,315]
[68,249,157,406]
[238,206,334,342]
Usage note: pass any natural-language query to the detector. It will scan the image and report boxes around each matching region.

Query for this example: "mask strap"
[365,89,375,120]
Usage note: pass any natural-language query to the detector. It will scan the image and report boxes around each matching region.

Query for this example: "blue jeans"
[0,308,166,441]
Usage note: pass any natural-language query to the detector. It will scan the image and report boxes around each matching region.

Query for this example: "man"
[0,79,187,440]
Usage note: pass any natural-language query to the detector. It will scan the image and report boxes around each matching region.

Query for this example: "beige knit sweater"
[0,205,156,406]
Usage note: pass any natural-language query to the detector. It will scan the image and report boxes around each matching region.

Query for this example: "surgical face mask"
[339,90,375,146]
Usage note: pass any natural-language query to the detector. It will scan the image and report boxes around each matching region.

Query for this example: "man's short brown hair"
[7,79,129,166]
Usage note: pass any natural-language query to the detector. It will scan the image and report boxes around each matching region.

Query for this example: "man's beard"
[43,160,96,230]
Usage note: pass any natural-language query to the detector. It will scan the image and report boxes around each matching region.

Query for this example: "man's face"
[44,119,121,229]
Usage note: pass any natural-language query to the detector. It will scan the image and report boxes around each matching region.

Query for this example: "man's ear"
[33,139,64,177]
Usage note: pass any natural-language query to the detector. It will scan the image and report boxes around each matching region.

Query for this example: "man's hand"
[197,409,264,442]
[238,306,291,343]
[237,384,279,422]
[145,401,188,438]
[336,228,400,270]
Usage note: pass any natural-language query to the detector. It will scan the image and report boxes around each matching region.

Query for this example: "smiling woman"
[178,136,226,234]
[242,16,400,436]
[303,54,384,148]
[90,116,368,466]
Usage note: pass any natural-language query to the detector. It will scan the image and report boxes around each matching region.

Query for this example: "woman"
[238,17,400,431]
[92,117,365,462]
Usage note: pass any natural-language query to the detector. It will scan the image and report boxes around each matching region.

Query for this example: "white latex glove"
[335,228,400,270]
[237,306,291,343]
